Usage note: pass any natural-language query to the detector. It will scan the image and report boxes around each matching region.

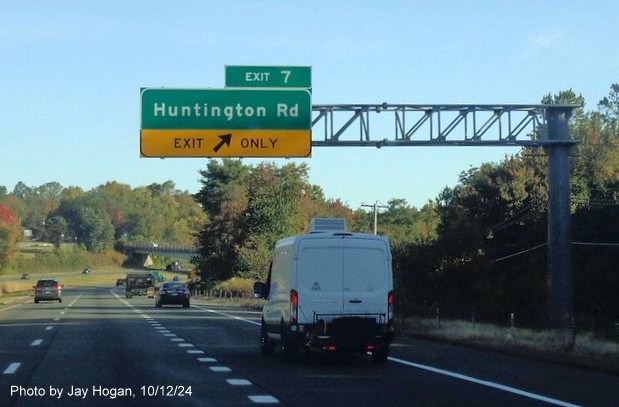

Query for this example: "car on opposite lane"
[34,278,63,303]
[155,281,190,308]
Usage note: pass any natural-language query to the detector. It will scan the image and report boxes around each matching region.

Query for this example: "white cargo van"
[253,218,395,363]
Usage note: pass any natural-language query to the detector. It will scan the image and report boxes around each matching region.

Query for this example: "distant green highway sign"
[225,65,311,89]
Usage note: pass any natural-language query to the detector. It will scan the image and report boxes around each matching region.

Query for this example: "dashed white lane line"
[388,357,581,407]
[209,366,232,372]
[113,295,281,405]
[3,362,21,375]
[248,395,279,404]
[31,339,43,346]
[45,326,53,331]
[227,379,252,386]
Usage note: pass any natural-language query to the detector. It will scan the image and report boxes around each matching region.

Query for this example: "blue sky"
[1,1,617,209]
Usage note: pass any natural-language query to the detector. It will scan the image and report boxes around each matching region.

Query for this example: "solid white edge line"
[192,304,261,326]
[193,302,581,407]
[388,357,581,407]
[0,303,24,313]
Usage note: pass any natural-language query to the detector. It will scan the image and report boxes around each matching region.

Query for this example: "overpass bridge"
[117,242,198,267]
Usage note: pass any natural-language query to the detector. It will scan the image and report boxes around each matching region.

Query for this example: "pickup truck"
[125,272,153,299]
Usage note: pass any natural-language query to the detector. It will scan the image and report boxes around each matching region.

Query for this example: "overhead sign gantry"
[139,65,580,341]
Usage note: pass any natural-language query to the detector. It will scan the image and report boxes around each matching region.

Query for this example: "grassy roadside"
[0,269,186,301]
[399,318,619,375]
[0,271,126,303]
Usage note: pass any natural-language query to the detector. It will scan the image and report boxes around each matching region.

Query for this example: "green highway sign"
[140,87,312,158]
[141,88,311,130]
[225,65,311,89]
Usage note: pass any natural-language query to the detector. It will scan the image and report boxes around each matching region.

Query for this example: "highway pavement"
[1,285,617,406]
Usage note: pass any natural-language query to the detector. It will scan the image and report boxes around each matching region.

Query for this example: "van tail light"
[388,291,395,321]
[290,289,299,324]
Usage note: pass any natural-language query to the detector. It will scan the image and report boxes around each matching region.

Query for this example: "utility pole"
[361,201,388,234]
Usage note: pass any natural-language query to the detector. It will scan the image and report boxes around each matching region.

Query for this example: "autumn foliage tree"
[0,204,22,270]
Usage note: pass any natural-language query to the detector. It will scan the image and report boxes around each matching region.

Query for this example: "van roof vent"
[309,218,347,233]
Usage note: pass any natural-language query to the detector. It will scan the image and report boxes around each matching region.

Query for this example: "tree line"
[1,84,618,334]
[192,85,619,334]
[0,181,206,268]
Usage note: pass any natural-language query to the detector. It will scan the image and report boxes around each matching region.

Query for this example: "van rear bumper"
[290,316,395,352]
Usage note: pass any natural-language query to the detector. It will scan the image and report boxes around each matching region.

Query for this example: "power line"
[490,240,619,264]
[490,242,547,263]
[572,241,619,247]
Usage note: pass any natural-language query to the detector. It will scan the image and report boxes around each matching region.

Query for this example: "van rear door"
[342,238,390,318]
[296,238,344,323]
[296,236,391,324]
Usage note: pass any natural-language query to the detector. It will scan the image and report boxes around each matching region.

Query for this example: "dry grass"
[0,270,190,299]
[0,281,35,295]
[0,270,126,298]
[215,277,255,295]
[399,317,619,374]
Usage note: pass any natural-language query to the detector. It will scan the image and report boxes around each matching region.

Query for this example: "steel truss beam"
[311,104,579,147]
[311,103,579,344]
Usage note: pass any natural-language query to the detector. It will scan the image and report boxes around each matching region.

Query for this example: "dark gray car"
[34,279,63,303]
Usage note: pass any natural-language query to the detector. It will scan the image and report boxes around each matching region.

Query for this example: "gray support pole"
[544,107,575,346]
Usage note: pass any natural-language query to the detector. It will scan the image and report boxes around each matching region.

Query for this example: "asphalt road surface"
[1,286,617,406]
